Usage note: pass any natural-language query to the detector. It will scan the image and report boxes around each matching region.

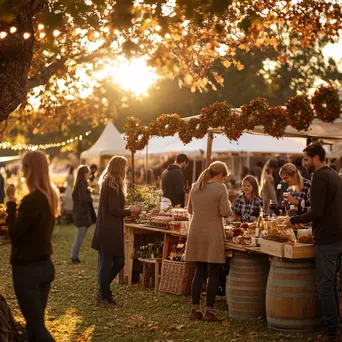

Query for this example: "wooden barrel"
[266,257,321,333]
[227,251,269,320]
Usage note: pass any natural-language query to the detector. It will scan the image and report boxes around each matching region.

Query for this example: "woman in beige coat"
[185,161,232,322]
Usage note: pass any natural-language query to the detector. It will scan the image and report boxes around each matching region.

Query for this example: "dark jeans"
[191,262,221,308]
[315,242,342,336]
[98,251,125,300]
[12,258,55,342]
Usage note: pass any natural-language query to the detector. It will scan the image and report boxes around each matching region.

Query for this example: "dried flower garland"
[263,106,288,138]
[240,97,269,129]
[223,110,245,141]
[200,101,231,128]
[311,85,341,123]
[123,117,150,153]
[286,94,314,131]
[149,113,183,137]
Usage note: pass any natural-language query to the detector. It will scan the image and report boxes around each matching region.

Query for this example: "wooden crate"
[284,243,314,259]
[259,239,285,258]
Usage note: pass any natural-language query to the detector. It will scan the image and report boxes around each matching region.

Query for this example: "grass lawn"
[0,225,318,342]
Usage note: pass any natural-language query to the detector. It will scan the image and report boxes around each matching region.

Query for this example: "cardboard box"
[259,238,285,257]
[284,243,314,259]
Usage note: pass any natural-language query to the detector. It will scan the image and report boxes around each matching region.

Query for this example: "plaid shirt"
[289,178,311,212]
[232,195,264,222]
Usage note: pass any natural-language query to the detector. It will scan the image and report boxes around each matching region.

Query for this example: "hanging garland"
[223,110,246,141]
[149,113,183,137]
[123,117,150,153]
[178,117,208,144]
[240,97,269,129]
[311,85,341,123]
[123,85,341,152]
[200,101,231,128]
[286,94,314,131]
[263,106,289,138]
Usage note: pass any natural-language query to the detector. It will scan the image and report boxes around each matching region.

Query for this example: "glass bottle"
[256,208,265,238]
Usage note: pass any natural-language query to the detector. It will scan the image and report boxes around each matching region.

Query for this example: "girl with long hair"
[260,159,278,215]
[185,161,232,322]
[279,163,311,213]
[70,165,96,264]
[91,156,140,305]
[6,150,59,341]
[232,175,264,222]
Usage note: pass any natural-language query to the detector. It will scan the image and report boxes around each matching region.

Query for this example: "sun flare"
[95,57,159,97]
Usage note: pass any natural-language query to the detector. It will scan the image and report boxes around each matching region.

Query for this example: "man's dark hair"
[176,154,189,164]
[90,164,98,171]
[303,142,326,162]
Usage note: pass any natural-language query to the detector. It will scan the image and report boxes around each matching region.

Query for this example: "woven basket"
[159,260,195,295]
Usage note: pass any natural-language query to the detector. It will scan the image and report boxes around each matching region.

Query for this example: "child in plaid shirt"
[279,163,311,213]
[232,175,264,222]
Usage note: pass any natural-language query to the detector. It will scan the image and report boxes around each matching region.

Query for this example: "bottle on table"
[269,199,280,216]
[255,208,265,238]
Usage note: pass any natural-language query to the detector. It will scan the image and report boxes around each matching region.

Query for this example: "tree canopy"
[0,0,341,138]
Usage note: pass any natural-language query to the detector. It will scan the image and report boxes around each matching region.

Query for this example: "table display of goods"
[225,222,257,245]
[296,228,314,244]
[138,211,173,229]
[167,241,186,262]
[262,217,296,243]
[138,242,164,259]
[170,208,189,221]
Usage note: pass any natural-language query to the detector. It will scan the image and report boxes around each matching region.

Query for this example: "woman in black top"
[70,165,96,264]
[6,150,59,342]
[92,156,140,305]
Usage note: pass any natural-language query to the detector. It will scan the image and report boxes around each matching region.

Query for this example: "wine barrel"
[227,251,269,320]
[266,257,321,333]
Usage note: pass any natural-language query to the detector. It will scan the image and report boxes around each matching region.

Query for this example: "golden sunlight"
[94,57,159,97]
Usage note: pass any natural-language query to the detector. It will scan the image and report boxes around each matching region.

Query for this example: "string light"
[9,27,17,33]
[23,32,31,39]
[0,32,7,39]
[0,131,91,151]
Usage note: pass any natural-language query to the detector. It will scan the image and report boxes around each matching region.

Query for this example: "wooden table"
[123,223,187,286]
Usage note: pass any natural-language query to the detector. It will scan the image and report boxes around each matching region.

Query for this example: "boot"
[203,310,223,322]
[189,308,203,320]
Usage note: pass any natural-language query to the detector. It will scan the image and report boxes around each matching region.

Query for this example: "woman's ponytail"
[198,168,212,190]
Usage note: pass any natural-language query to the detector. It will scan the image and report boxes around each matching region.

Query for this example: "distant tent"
[80,122,129,167]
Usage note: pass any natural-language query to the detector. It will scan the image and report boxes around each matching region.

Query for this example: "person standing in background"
[89,164,98,183]
[161,154,189,207]
[6,150,59,342]
[71,165,96,264]
[91,156,140,305]
[185,161,232,322]
[260,159,278,215]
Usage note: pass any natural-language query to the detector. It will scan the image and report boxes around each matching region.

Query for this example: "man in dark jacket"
[290,143,342,342]
[161,154,188,207]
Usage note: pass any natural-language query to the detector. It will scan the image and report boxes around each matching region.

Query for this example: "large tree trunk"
[0,0,44,123]
[0,293,24,341]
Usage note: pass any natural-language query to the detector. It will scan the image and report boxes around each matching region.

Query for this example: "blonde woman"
[6,151,59,342]
[91,156,140,305]
[260,159,278,215]
[279,163,311,213]
[185,161,232,322]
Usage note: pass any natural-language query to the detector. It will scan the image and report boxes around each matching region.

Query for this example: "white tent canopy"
[81,122,129,165]
[146,133,307,154]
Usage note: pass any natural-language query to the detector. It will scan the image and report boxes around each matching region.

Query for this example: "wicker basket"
[159,260,195,295]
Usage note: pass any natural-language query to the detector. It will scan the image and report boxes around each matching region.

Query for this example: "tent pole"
[145,145,148,185]
[206,133,213,168]
[131,151,135,185]
[192,155,197,184]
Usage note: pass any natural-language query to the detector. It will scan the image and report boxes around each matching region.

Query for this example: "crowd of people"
[3,142,342,341]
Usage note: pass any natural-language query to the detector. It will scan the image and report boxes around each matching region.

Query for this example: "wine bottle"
[255,208,265,238]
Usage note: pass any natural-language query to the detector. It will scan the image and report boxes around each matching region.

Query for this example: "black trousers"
[98,251,125,300]
[191,262,221,308]
[12,258,55,342]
